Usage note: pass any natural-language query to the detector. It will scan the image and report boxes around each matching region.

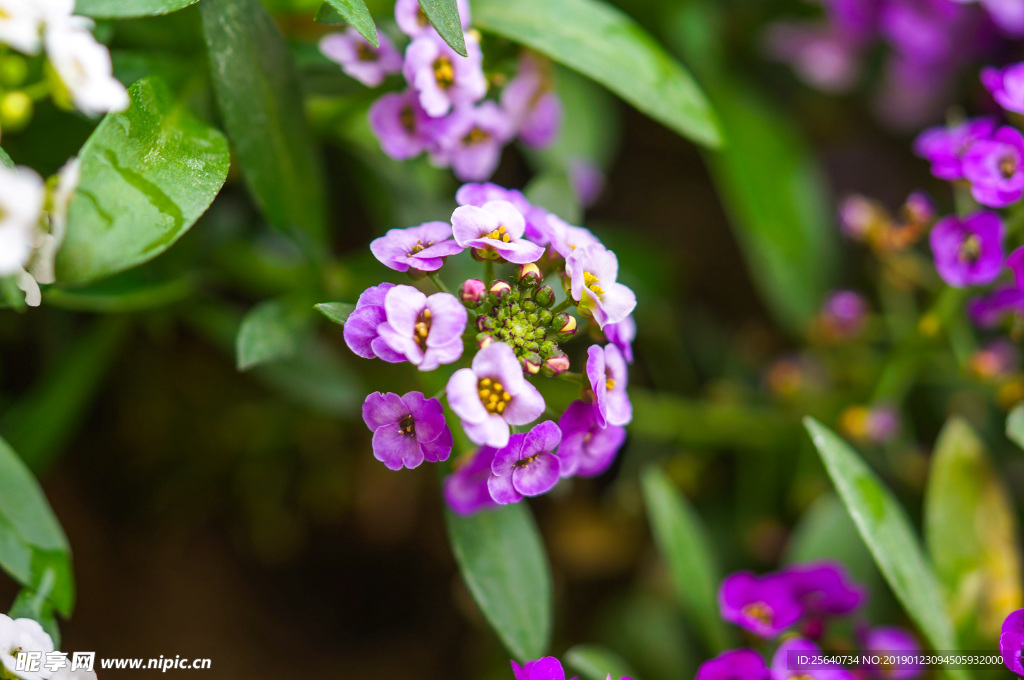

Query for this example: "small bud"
[521,298,538,313]
[460,278,486,307]
[541,351,570,377]
[534,286,555,308]
[520,352,542,375]
[476,332,494,349]
[489,280,512,302]
[538,309,553,326]
[526,313,540,326]
[477,315,496,332]
[0,56,27,88]
[518,262,542,287]
[0,92,32,131]
[539,340,557,355]
[561,275,572,294]
[525,340,540,352]
[498,328,511,340]
[553,312,577,339]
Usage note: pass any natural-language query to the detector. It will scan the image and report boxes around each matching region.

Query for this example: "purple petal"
[420,427,453,463]
[372,426,424,470]
[502,380,545,426]
[512,451,561,496]
[521,420,562,457]
[463,413,511,448]
[487,467,522,504]
[447,367,488,423]
[344,305,387,359]
[362,391,408,430]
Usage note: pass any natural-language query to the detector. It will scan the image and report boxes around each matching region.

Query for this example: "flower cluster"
[0,158,79,307]
[319,0,561,181]
[335,182,637,514]
[764,0,1020,128]
[700,562,923,680]
[0,613,95,680]
[0,0,128,131]
[511,656,630,680]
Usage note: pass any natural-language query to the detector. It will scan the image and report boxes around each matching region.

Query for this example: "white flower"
[0,164,45,277]
[0,0,44,55]
[45,19,129,116]
[0,614,56,680]
[31,156,79,286]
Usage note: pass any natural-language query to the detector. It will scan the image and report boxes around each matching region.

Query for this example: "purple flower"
[556,400,626,478]
[369,90,439,160]
[862,627,922,680]
[983,0,1024,35]
[763,24,864,92]
[403,33,487,117]
[444,446,500,515]
[821,291,868,338]
[782,562,866,616]
[511,657,567,680]
[488,420,562,503]
[771,638,854,680]
[432,102,514,181]
[447,342,545,447]
[567,244,636,329]
[362,391,453,470]
[320,28,402,87]
[395,0,470,38]
[1008,245,1024,290]
[377,285,467,371]
[696,650,769,680]
[570,159,605,208]
[963,126,1024,207]
[547,214,602,259]
[586,344,632,428]
[370,221,464,272]
[1000,608,1024,675]
[451,200,546,264]
[719,571,802,638]
[501,54,562,148]
[969,339,1019,378]
[343,283,406,362]
[913,117,996,180]
[604,315,636,364]
[968,286,1024,327]
[982,63,1024,114]
[455,183,554,245]
[929,212,1004,287]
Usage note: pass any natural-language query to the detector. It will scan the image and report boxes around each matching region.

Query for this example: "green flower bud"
[534,286,555,308]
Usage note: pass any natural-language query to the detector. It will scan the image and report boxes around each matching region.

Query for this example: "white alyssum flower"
[45,17,129,116]
[0,163,45,278]
[0,614,56,680]
[0,0,45,55]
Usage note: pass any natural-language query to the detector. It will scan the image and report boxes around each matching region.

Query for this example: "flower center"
[408,240,433,256]
[1001,155,1018,179]
[486,225,512,243]
[398,414,416,437]
[514,452,541,467]
[463,126,491,145]
[584,271,604,296]
[478,377,511,414]
[355,42,377,62]
[741,601,774,626]
[959,234,981,264]
[434,56,455,89]
[605,378,616,390]
[400,104,417,134]
[414,308,432,349]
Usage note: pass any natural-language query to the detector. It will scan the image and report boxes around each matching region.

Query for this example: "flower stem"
[428,273,450,294]
[557,371,584,384]
[484,259,494,287]
[551,299,573,313]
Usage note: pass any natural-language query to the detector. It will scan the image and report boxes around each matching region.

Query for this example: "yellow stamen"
[479,378,512,414]
[434,56,455,89]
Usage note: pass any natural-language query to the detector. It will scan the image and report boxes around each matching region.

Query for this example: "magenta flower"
[696,650,769,680]
[343,283,406,362]
[771,638,853,680]
[556,401,626,478]
[362,391,453,470]
[447,342,545,447]
[320,28,402,87]
[547,214,602,259]
[570,159,606,208]
[929,212,1004,287]
[432,102,514,181]
[488,421,562,504]
[586,344,632,428]
[1000,608,1024,675]
[782,562,865,616]
[376,285,468,371]
[983,63,1024,114]
[913,117,996,180]
[604,316,636,364]
[395,0,470,38]
[501,55,562,148]
[451,200,546,264]
[511,657,568,680]
[370,221,464,272]
[763,24,863,93]
[821,291,868,338]
[983,0,1024,35]
[369,90,440,161]
[403,33,486,117]
[444,447,500,515]
[566,244,637,328]
[862,627,922,680]
[968,286,1024,327]
[963,126,1024,207]
[456,183,553,245]
[719,571,802,638]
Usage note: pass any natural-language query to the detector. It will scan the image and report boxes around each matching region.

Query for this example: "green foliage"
[0,147,13,168]
[8,581,61,648]
[473,0,720,148]
[236,298,313,371]
[566,644,640,680]
[74,0,200,18]
[316,0,379,46]
[1006,403,1024,450]
[445,504,552,662]
[314,302,357,325]
[640,465,728,652]
[0,437,74,617]
[418,0,468,56]
[201,0,328,249]
[56,77,229,285]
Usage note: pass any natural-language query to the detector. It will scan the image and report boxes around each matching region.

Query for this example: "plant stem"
[551,299,572,314]
[557,371,584,384]
[484,259,494,287]
[428,274,450,294]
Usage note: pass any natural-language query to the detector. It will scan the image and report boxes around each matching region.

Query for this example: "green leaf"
[0,436,74,617]
[804,418,963,671]
[445,503,551,661]
[315,302,356,325]
[524,169,581,225]
[315,0,378,46]
[201,0,327,247]
[45,269,194,313]
[418,0,467,56]
[236,298,311,371]
[640,466,728,652]
[0,147,13,168]
[1006,404,1024,451]
[74,0,199,18]
[472,0,720,148]
[56,77,229,285]
[566,644,640,680]
[924,418,1022,643]
[8,582,60,648]
[784,493,880,593]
